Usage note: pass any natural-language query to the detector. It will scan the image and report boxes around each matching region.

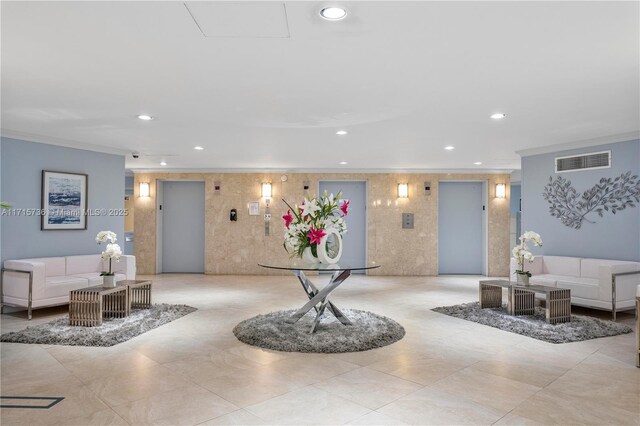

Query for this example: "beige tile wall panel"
[134,173,510,277]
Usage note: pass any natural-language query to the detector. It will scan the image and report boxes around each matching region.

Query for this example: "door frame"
[317,180,369,272]
[156,178,206,274]
[437,179,489,276]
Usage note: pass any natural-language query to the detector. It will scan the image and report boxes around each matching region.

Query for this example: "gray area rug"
[432,302,632,344]
[0,304,197,347]
[233,309,405,353]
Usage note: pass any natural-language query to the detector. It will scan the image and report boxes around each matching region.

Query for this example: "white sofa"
[510,255,640,320]
[1,254,136,319]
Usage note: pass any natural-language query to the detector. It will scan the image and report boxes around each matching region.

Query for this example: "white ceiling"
[2,1,639,172]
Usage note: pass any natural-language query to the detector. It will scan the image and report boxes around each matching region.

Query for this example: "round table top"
[258,260,380,272]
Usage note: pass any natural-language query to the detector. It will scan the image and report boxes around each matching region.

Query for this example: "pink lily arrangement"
[282,191,349,258]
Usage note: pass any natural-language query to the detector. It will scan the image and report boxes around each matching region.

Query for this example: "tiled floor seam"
[494,366,578,425]
[242,384,375,424]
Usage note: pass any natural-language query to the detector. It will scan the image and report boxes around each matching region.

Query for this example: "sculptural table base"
[288,269,353,333]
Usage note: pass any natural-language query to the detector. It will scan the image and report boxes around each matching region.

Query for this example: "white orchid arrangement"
[512,231,542,277]
[282,191,349,258]
[96,231,122,276]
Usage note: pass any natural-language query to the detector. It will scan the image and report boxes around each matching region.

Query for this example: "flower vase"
[103,275,116,287]
[317,229,343,265]
[302,247,319,264]
[516,273,530,286]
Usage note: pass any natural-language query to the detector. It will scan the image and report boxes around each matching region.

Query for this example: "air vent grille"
[555,151,611,173]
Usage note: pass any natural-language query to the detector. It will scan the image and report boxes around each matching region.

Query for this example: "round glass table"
[259,261,380,333]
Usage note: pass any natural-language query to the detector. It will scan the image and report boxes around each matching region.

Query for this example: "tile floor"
[0,274,638,425]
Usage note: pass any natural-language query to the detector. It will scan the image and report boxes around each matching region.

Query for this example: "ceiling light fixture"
[474,162,482,165]
[160,161,167,166]
[137,114,154,121]
[320,7,347,20]
[194,146,204,150]
[491,113,506,119]
[444,146,455,150]
[339,161,348,165]
[336,130,348,135]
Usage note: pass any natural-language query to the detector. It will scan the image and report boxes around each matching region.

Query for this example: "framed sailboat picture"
[41,170,88,230]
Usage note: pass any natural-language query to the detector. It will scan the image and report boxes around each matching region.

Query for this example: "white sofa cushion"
[13,257,66,277]
[542,256,581,277]
[529,274,561,287]
[580,258,636,279]
[44,276,89,299]
[66,255,103,275]
[557,278,600,299]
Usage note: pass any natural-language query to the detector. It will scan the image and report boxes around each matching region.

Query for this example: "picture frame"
[41,170,88,230]
[248,201,260,216]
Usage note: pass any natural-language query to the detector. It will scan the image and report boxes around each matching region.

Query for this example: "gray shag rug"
[233,309,405,353]
[0,304,197,347]
[432,302,632,344]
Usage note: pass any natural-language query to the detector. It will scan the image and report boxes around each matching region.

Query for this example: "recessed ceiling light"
[336,130,348,135]
[444,146,455,150]
[137,114,154,121]
[490,113,506,119]
[160,161,167,166]
[194,146,204,150]
[320,7,347,20]
[474,162,483,165]
[339,161,348,165]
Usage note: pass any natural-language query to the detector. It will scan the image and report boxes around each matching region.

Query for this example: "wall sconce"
[495,183,506,199]
[139,182,150,198]
[397,183,409,198]
[261,182,272,199]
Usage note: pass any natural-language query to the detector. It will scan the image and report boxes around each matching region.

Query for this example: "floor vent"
[555,150,611,173]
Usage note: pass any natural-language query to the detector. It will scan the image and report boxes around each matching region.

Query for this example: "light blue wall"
[510,184,521,215]
[1,138,125,263]
[521,139,640,261]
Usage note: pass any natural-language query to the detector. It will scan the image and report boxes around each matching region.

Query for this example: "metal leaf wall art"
[542,171,640,229]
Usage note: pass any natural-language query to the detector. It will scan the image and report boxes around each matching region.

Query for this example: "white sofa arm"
[112,255,136,280]
[2,260,46,299]
[598,262,640,321]
[598,262,640,300]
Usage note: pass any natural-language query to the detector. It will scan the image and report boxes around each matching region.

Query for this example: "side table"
[69,285,128,327]
[69,280,153,327]
[121,280,153,309]
[479,280,571,324]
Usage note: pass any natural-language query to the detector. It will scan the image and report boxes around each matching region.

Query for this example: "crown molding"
[130,167,514,175]
[510,170,522,184]
[0,129,131,156]
[516,131,640,157]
